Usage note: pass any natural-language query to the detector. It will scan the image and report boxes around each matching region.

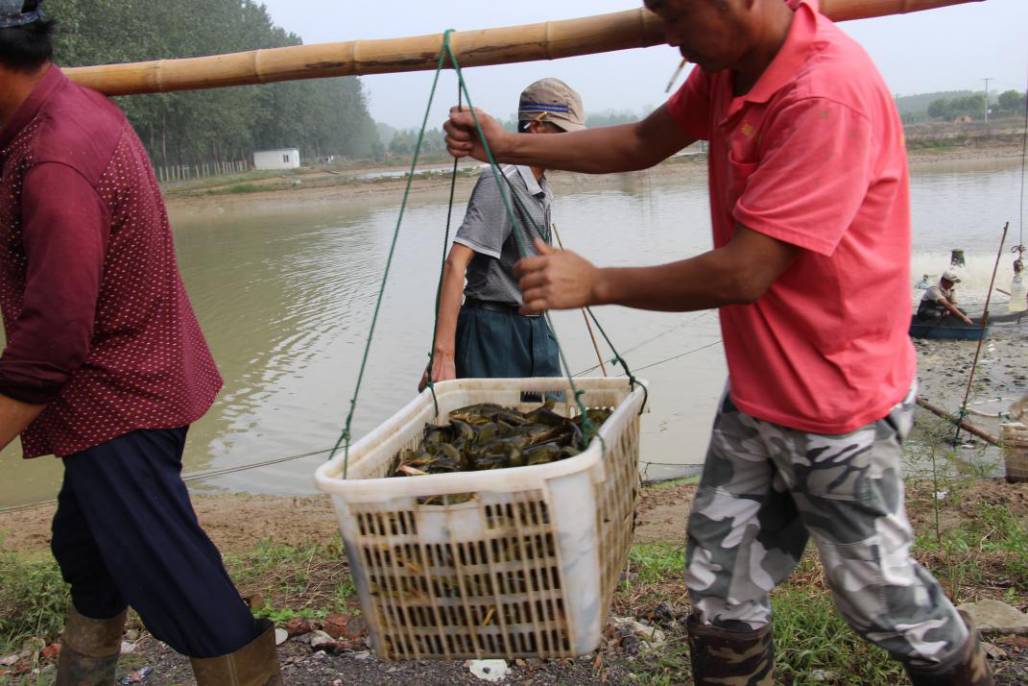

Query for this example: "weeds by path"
[1,466,1025,684]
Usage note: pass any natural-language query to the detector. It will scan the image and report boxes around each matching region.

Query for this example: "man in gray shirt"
[421,79,584,387]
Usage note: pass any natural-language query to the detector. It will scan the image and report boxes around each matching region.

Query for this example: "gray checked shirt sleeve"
[454,171,511,259]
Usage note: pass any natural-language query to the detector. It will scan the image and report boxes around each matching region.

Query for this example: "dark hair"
[0,2,55,71]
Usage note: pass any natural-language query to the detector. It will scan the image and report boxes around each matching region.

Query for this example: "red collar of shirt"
[0,64,65,151]
[723,0,819,121]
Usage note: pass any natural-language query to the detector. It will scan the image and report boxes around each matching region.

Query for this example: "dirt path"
[0,494,339,557]
[1,482,696,558]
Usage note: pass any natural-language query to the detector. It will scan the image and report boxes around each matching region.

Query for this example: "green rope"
[584,308,649,414]
[498,155,648,416]
[330,31,454,477]
[441,39,598,445]
[334,30,647,473]
[425,84,464,419]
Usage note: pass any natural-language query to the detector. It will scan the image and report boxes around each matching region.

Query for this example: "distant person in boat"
[444,0,991,684]
[0,2,279,683]
[918,271,974,325]
[419,78,584,391]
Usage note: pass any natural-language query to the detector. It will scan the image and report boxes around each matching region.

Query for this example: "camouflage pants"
[685,385,968,667]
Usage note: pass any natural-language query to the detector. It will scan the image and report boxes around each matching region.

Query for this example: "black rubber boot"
[687,612,774,686]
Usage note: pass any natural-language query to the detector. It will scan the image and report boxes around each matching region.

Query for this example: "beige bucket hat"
[518,78,585,132]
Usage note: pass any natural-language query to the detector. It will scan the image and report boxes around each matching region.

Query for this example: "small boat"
[909,316,989,341]
[987,310,1026,325]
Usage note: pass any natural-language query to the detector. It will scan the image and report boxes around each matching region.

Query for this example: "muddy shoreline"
[2,325,1023,554]
[164,141,1026,218]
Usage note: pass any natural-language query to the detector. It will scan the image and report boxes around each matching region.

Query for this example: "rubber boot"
[686,612,774,686]
[55,605,127,686]
[190,619,282,686]
[904,612,993,686]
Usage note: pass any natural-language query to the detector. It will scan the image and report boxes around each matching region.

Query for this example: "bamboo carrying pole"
[65,0,984,97]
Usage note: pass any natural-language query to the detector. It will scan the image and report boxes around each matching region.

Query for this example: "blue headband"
[519,101,572,115]
[0,1,43,29]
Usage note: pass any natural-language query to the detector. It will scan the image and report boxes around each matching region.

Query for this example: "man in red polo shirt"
[0,2,279,684]
[445,0,990,684]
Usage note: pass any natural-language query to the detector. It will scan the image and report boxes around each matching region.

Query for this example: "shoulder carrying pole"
[65,0,984,97]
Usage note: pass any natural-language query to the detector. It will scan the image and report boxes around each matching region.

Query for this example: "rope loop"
[331,30,454,478]
[585,308,649,415]
[333,27,643,477]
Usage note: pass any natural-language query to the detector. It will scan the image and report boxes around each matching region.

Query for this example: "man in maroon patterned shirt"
[0,3,280,684]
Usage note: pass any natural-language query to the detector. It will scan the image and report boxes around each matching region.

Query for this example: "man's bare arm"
[516,225,799,313]
[419,243,474,390]
[940,297,974,325]
[444,105,694,174]
[0,394,45,452]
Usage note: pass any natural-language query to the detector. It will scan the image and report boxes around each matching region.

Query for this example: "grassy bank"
[2,468,1026,684]
[159,132,1024,205]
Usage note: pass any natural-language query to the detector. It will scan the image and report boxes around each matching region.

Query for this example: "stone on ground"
[958,600,1028,635]
[467,659,509,682]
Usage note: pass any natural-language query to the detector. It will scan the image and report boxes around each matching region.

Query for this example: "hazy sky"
[255,0,1027,129]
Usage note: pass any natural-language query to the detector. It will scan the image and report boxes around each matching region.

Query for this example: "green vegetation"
[927,93,988,121]
[922,90,1026,122]
[997,89,1028,116]
[0,539,358,654]
[894,90,974,118]
[626,543,684,587]
[917,501,1028,595]
[377,109,646,160]
[0,550,67,653]
[48,0,379,167]
[620,488,1027,686]
[895,89,1027,124]
[770,590,906,686]
[2,465,1024,683]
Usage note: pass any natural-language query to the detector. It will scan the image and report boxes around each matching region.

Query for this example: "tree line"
[379,110,644,158]
[47,0,380,167]
[926,90,1026,122]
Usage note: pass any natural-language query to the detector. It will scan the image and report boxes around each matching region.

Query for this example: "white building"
[253,148,301,170]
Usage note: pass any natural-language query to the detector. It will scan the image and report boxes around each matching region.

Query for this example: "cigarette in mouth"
[665,58,688,94]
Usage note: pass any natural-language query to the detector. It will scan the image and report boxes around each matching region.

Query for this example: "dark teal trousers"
[454,304,560,379]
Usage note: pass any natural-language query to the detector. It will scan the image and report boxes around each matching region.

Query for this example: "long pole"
[983,77,992,123]
[917,398,1001,447]
[953,222,1008,443]
[63,0,984,97]
[550,224,608,377]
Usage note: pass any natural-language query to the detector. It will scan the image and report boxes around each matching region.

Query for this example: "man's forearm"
[592,249,756,312]
[433,260,466,354]
[517,224,798,315]
[502,124,658,174]
[943,299,971,322]
[0,394,45,452]
[496,106,694,174]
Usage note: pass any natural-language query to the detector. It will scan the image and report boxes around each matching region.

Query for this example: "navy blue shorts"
[51,427,258,658]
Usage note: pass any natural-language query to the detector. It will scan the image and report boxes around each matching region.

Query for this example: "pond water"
[1,160,1024,508]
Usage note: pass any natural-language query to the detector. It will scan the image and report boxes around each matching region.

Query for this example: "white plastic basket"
[1002,421,1028,483]
[314,377,645,660]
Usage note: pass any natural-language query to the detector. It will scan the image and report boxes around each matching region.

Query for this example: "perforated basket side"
[596,411,641,615]
[1002,422,1028,482]
[315,377,645,660]
[342,490,575,659]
